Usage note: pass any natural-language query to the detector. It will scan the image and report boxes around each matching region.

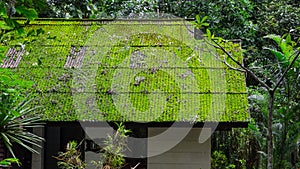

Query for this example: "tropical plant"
[92,123,130,169]
[248,34,300,169]
[0,89,44,159]
[54,140,86,169]
[192,15,209,30]
[207,32,299,169]
[0,69,44,161]
[0,157,19,167]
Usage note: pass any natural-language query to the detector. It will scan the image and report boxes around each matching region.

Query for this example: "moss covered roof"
[1,19,249,122]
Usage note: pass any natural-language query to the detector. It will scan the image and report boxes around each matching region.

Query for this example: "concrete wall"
[81,127,211,169]
[31,127,44,169]
[84,127,112,169]
[148,128,211,169]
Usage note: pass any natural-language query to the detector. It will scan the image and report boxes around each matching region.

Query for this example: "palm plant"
[0,89,44,160]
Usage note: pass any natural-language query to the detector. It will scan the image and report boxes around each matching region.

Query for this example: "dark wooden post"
[0,139,8,169]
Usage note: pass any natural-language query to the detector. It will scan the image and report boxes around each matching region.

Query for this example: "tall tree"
[208,33,299,169]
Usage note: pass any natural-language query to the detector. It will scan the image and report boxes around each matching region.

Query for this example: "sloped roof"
[1,19,249,122]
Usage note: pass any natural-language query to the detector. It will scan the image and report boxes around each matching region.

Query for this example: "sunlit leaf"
[263,47,285,62]
[264,34,281,46]
[0,22,12,30]
[196,15,201,23]
[4,18,20,28]
[201,16,208,23]
[0,3,7,18]
[206,29,211,39]
[15,6,38,21]
[248,123,258,131]
[202,23,209,26]
[286,33,291,44]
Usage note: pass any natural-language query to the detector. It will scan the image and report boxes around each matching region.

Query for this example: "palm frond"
[7,133,42,149]
[1,135,16,158]
[14,97,34,112]
[0,93,44,158]
[6,134,39,154]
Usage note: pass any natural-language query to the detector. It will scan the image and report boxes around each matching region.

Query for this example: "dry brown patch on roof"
[1,47,25,68]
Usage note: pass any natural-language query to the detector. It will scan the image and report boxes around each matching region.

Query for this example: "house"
[2,19,249,169]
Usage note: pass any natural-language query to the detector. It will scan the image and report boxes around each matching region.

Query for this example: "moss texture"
[2,20,249,122]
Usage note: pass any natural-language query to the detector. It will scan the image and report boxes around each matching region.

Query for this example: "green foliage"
[0,158,19,167]
[212,128,259,168]
[206,16,299,167]
[0,0,43,68]
[256,1,300,39]
[15,5,37,21]
[0,69,33,93]
[92,123,130,169]
[211,151,236,169]
[263,34,299,67]
[0,68,44,161]
[0,0,38,33]
[218,31,300,169]
[54,140,86,169]
[0,91,44,158]
[192,15,209,30]
[45,0,158,19]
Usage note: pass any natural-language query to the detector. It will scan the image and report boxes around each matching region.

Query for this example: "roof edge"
[7,17,195,22]
[44,121,249,130]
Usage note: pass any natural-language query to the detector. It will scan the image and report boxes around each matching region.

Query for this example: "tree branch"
[211,38,272,91]
[205,40,246,72]
[222,58,246,72]
[131,162,140,169]
[273,50,300,91]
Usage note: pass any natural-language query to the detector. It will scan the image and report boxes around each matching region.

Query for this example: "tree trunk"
[267,91,274,169]
[0,139,6,161]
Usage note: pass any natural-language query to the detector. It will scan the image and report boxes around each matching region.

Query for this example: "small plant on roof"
[53,140,86,169]
[192,15,210,30]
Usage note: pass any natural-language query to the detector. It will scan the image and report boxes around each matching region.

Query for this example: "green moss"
[2,20,249,122]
